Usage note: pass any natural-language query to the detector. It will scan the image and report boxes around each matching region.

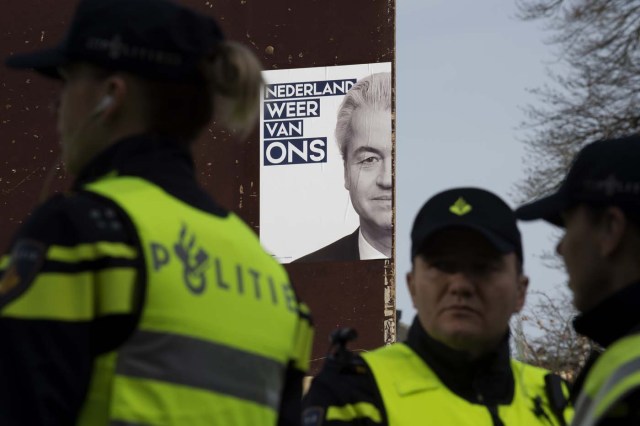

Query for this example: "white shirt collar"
[358,228,388,260]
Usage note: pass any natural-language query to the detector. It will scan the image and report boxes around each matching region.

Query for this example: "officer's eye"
[469,264,495,276]
[468,260,504,276]
[427,260,458,274]
[426,259,503,276]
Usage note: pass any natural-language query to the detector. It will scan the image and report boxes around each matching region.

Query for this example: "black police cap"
[5,0,224,81]
[411,187,523,261]
[516,134,640,227]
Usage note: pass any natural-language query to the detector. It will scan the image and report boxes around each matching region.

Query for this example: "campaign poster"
[260,62,393,264]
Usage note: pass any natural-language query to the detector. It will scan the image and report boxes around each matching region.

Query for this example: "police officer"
[0,0,313,424]
[303,187,571,426]
[517,134,640,425]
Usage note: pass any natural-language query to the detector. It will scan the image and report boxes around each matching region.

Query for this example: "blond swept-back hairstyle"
[138,40,263,143]
[335,72,391,159]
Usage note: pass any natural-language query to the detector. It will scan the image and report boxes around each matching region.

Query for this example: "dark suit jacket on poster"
[294,228,359,263]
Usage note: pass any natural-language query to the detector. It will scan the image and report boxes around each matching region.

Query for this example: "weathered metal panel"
[0,0,395,374]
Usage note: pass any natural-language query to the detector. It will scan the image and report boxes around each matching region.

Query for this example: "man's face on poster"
[344,106,392,233]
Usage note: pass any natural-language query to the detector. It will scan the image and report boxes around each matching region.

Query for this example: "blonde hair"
[335,72,391,159]
[206,41,263,139]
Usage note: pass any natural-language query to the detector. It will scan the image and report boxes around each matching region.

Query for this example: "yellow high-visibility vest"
[76,175,312,425]
[359,343,571,425]
[572,334,640,426]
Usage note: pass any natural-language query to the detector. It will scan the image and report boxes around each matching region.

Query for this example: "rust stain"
[383,258,396,344]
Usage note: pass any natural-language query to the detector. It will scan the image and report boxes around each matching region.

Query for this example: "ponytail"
[205,41,263,139]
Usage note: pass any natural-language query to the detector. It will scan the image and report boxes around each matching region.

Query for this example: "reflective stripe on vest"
[326,402,383,424]
[362,343,572,426]
[572,334,640,426]
[1,241,138,321]
[78,175,303,425]
[116,330,285,409]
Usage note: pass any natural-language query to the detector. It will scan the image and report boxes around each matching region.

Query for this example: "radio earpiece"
[91,95,114,116]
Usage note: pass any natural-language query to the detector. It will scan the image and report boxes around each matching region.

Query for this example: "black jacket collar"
[73,133,194,188]
[73,133,227,217]
[573,280,640,348]
[404,317,514,405]
[570,281,640,402]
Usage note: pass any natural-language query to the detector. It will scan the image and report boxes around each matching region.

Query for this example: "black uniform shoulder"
[14,190,137,247]
[310,351,373,393]
[1,191,142,310]
[303,328,386,425]
[597,387,640,425]
[302,354,382,426]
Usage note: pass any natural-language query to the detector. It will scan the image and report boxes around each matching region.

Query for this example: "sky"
[395,0,570,322]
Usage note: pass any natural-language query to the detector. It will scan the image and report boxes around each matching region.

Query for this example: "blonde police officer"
[0,0,313,424]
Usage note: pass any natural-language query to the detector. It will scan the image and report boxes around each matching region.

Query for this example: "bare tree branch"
[513,290,597,382]
[515,0,640,204]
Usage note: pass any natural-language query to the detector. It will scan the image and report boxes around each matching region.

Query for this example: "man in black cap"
[303,187,571,426]
[0,0,313,425]
[517,134,640,425]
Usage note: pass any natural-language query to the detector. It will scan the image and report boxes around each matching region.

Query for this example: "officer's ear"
[599,206,627,258]
[407,261,418,308]
[102,73,151,132]
[514,272,529,314]
[100,74,128,120]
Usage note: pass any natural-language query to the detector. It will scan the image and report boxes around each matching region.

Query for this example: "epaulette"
[55,190,136,245]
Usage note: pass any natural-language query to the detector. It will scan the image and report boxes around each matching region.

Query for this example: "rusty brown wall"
[0,0,395,374]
